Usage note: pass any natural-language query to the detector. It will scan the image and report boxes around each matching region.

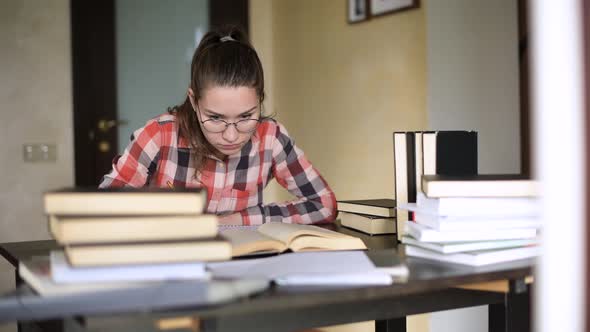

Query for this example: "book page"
[208,251,387,285]
[221,228,287,257]
[289,236,366,252]
[257,223,366,252]
[257,222,347,244]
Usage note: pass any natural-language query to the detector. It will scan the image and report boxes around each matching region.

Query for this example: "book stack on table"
[337,199,396,235]
[398,175,541,266]
[393,130,478,241]
[20,187,232,296]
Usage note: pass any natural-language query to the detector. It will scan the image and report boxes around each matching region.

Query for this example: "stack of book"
[20,187,232,296]
[337,199,396,235]
[399,175,541,266]
[393,130,478,241]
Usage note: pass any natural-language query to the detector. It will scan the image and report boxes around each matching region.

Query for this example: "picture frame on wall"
[348,0,368,23]
[370,0,419,17]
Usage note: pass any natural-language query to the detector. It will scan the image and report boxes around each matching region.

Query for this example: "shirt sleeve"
[240,122,337,225]
[98,119,162,188]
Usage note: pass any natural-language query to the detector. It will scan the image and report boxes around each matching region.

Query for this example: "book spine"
[414,132,424,194]
[393,132,409,241]
[406,132,417,205]
[405,133,417,226]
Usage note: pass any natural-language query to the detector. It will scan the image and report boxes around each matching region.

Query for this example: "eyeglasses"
[198,110,260,133]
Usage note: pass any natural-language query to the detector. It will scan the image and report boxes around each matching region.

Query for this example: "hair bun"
[220,35,236,42]
[216,25,249,44]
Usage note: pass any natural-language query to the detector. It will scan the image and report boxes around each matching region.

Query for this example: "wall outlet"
[23,144,57,162]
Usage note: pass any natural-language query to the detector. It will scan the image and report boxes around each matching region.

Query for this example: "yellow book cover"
[49,214,218,244]
[66,237,231,267]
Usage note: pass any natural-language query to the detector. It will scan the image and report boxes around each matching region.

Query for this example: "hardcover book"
[49,214,218,244]
[401,236,538,254]
[19,257,136,296]
[337,199,396,217]
[339,212,396,235]
[50,251,207,283]
[412,211,540,231]
[414,132,425,194]
[393,132,415,240]
[414,192,540,217]
[421,174,539,198]
[65,237,231,267]
[422,131,478,176]
[405,221,538,243]
[44,187,207,216]
[220,223,367,257]
[404,244,539,266]
[394,130,478,241]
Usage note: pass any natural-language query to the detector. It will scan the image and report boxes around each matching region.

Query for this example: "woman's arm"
[238,122,337,225]
[99,119,162,188]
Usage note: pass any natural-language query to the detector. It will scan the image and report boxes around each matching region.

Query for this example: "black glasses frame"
[198,109,261,133]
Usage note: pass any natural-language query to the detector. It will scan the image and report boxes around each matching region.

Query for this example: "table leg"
[15,266,66,332]
[375,318,406,332]
[489,279,531,332]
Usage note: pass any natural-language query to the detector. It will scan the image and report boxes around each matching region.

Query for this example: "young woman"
[99,26,337,226]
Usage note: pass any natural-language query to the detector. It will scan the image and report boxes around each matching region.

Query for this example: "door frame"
[70,0,119,186]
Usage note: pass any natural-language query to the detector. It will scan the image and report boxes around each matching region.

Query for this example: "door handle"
[97,119,128,132]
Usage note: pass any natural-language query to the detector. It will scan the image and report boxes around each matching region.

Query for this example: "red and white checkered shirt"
[99,113,337,225]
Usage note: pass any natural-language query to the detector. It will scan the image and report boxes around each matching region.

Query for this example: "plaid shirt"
[99,113,337,225]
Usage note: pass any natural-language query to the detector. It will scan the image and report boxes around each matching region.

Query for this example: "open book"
[220,223,367,257]
[207,250,408,286]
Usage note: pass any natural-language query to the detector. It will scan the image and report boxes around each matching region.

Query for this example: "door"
[71,0,120,186]
[71,0,249,186]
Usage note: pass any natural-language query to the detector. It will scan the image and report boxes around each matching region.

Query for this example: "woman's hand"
[218,213,243,226]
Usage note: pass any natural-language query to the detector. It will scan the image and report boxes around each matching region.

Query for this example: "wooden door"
[71,0,119,186]
[209,0,249,34]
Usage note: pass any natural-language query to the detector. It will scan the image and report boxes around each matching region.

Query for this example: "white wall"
[0,1,74,331]
[116,0,208,152]
[426,0,520,331]
[427,0,520,174]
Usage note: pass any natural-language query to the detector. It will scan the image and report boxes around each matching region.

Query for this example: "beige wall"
[253,0,427,204]
[0,0,74,242]
[427,0,520,175]
[0,2,73,331]
[250,1,428,331]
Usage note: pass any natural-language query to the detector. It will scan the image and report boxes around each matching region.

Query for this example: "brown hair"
[168,25,266,176]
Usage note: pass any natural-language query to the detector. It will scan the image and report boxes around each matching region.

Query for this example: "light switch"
[23,144,57,162]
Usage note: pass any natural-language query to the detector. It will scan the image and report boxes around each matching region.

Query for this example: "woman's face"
[189,86,260,158]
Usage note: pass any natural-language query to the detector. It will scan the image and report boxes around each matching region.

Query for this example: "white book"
[401,236,539,254]
[414,212,540,231]
[405,221,538,243]
[415,192,539,217]
[400,203,541,231]
[274,272,393,286]
[421,174,538,198]
[207,251,408,286]
[50,251,208,284]
[19,257,139,296]
[404,244,539,266]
